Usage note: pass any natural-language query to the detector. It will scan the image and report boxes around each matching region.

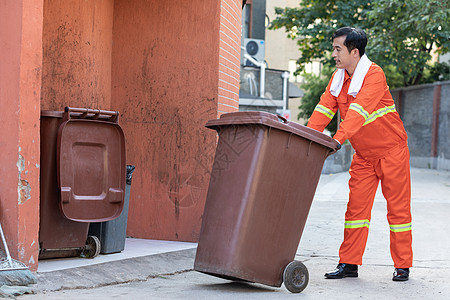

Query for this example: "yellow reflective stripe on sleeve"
[390,222,412,233]
[349,103,370,120]
[344,219,370,229]
[314,104,335,120]
[363,105,397,126]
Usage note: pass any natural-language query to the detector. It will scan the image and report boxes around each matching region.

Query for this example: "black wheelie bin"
[88,165,135,254]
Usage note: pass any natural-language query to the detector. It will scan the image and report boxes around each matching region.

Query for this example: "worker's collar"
[344,69,353,81]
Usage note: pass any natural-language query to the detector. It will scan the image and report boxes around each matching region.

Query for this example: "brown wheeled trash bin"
[194,111,340,293]
[39,107,126,259]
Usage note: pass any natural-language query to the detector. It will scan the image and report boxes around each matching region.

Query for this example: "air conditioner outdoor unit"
[243,38,265,67]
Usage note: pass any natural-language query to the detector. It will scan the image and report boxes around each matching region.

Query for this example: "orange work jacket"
[307,63,408,160]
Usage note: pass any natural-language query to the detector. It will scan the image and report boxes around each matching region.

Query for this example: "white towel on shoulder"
[330,54,372,97]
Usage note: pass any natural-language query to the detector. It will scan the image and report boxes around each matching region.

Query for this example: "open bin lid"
[205,111,340,153]
[56,107,126,223]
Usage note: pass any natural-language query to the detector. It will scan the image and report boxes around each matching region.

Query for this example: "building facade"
[0,0,243,271]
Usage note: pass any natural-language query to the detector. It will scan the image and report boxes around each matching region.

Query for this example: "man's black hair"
[332,27,367,57]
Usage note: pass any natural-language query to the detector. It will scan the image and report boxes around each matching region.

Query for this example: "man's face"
[332,36,357,70]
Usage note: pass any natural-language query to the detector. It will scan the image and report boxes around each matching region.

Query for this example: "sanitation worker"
[307,27,412,281]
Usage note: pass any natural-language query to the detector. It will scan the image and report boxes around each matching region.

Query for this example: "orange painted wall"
[41,0,114,111]
[40,0,242,243]
[111,0,222,242]
[0,0,43,271]
[0,0,242,271]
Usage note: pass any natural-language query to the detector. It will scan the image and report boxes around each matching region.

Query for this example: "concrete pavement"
[17,167,450,299]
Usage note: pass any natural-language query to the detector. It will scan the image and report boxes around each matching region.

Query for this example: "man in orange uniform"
[307,27,412,281]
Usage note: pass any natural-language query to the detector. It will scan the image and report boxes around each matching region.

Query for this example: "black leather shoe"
[392,268,409,281]
[324,263,358,279]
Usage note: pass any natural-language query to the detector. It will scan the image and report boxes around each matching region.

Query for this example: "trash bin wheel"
[283,260,309,293]
[82,235,101,258]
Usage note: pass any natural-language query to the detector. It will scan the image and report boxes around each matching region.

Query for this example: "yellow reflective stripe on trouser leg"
[344,219,370,229]
[349,103,369,120]
[314,104,335,119]
[363,105,397,126]
[390,222,412,232]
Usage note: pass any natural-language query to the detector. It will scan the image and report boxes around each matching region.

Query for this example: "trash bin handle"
[63,107,120,123]
[276,114,288,124]
[327,140,342,156]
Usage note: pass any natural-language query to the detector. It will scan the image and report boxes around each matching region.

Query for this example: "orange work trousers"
[339,144,413,268]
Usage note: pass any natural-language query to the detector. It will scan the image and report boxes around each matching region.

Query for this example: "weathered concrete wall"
[395,85,434,161]
[322,144,353,174]
[392,80,450,171]
[0,0,43,271]
[438,83,450,170]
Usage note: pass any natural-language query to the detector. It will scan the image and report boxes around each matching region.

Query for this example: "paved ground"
[16,168,450,299]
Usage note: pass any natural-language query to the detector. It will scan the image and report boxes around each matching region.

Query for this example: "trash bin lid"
[205,111,340,152]
[57,111,126,223]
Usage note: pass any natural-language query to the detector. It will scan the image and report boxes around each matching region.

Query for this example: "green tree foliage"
[428,62,450,82]
[270,0,450,87]
[270,0,372,75]
[270,0,450,128]
[367,0,450,86]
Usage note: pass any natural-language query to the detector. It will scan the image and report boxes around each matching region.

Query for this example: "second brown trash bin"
[194,111,340,293]
[39,107,126,259]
